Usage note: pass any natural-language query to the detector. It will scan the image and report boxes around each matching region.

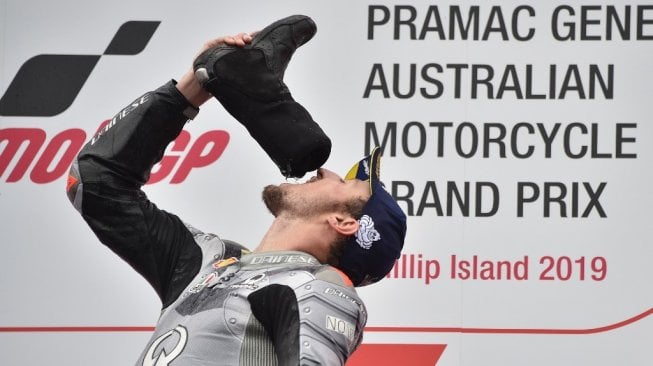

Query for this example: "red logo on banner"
[0,124,229,184]
[347,344,447,366]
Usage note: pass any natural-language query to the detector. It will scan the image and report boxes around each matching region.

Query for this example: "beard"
[262,184,345,218]
[262,185,287,217]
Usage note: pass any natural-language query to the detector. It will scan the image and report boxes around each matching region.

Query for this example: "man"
[67,15,406,365]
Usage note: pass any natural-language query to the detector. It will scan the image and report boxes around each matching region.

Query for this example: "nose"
[317,168,342,181]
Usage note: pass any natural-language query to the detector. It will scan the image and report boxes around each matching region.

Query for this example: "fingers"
[223,32,254,47]
[194,31,257,61]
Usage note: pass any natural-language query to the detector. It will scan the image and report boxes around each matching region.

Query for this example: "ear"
[327,214,359,236]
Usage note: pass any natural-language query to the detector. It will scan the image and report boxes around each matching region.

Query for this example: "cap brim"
[344,147,382,194]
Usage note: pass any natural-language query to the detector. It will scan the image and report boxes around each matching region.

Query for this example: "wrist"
[176,69,211,108]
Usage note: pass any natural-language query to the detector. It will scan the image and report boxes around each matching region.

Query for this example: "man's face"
[262,168,370,218]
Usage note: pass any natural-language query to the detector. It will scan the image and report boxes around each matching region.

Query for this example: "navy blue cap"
[339,147,407,286]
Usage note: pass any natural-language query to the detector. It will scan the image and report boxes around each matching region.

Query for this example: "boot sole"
[194,15,316,85]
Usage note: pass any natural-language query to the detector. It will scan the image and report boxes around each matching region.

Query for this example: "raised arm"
[66,80,203,303]
[66,33,253,304]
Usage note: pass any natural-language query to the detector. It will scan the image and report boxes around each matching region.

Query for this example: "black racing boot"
[193,15,331,178]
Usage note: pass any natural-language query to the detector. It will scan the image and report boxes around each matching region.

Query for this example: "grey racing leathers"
[67,80,367,365]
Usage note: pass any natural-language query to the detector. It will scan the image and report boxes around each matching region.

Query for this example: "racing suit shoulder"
[299,265,367,365]
[249,262,367,366]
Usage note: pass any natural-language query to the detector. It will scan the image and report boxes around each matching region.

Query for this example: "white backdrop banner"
[1,0,651,365]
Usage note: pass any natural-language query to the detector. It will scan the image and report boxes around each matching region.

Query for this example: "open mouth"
[283,169,322,185]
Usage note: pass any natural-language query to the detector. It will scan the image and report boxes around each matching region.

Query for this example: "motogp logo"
[0,123,229,184]
[0,20,230,184]
[0,21,160,117]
